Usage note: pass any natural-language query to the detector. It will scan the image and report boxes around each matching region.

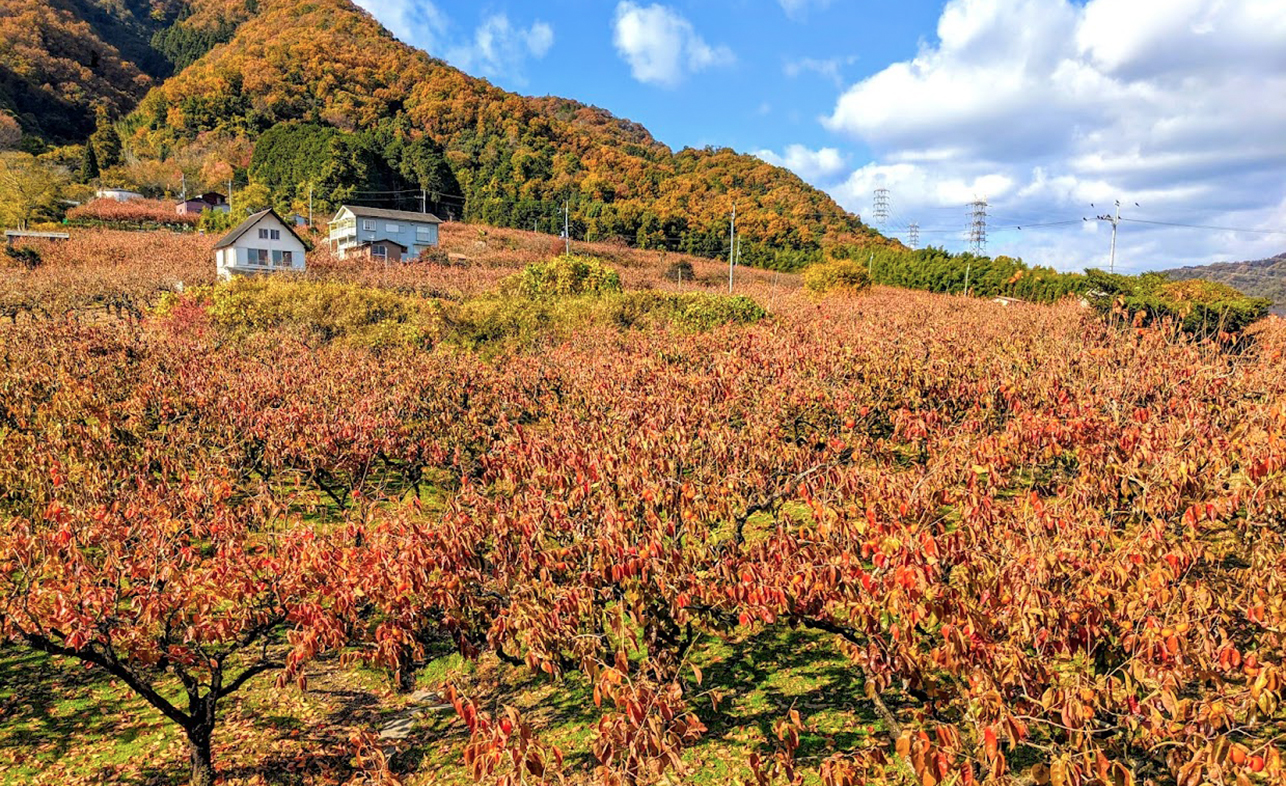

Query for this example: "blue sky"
[353,0,1286,271]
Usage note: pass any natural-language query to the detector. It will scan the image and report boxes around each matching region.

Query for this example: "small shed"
[351,239,409,263]
[176,192,230,216]
[213,209,308,281]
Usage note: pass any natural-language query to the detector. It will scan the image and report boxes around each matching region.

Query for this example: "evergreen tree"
[90,110,123,169]
[79,142,100,182]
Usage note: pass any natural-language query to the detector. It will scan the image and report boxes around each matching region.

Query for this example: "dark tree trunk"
[188,724,215,786]
[396,644,417,694]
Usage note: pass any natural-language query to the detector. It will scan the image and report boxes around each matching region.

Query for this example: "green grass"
[0,627,886,785]
[0,648,181,784]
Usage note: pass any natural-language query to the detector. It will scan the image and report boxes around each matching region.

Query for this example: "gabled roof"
[334,205,442,224]
[213,209,307,250]
[357,238,409,250]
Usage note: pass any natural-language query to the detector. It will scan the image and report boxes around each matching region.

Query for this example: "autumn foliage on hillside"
[121,0,885,267]
[2,231,1285,785]
[0,0,159,141]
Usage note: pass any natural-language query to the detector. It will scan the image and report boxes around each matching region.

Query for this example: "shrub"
[509,255,623,299]
[664,260,695,284]
[3,245,41,270]
[803,258,872,296]
[158,278,443,349]
[414,246,452,266]
[1086,270,1271,337]
[197,209,241,234]
[596,292,768,332]
[446,291,768,352]
[67,198,199,228]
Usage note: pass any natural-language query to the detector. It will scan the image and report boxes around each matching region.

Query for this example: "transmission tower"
[908,222,920,249]
[873,188,891,226]
[967,198,988,255]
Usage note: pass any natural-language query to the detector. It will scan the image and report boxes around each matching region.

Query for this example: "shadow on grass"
[0,645,184,785]
[0,648,153,754]
[688,626,881,761]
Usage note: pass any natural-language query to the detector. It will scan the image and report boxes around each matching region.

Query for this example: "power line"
[1121,217,1286,235]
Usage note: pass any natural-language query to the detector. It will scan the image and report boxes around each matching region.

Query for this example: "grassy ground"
[0,627,884,785]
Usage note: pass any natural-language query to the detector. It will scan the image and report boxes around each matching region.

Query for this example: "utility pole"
[308,184,313,227]
[873,187,891,227]
[180,173,187,202]
[728,201,737,294]
[563,201,570,255]
[421,189,427,214]
[908,222,920,250]
[228,179,234,212]
[1095,200,1123,274]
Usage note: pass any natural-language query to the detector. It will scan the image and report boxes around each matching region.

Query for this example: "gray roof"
[213,209,307,250]
[336,205,442,224]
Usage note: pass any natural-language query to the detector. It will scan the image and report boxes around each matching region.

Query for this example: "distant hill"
[1163,253,1286,315]
[4,0,889,267]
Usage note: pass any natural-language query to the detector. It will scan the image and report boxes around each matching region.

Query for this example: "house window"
[271,250,284,266]
[416,227,434,242]
[386,223,399,234]
[258,228,268,239]
[254,248,269,265]
[372,244,387,260]
[281,250,293,266]
[362,220,376,231]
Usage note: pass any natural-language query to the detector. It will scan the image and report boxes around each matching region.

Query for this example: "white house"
[95,188,145,202]
[328,205,441,260]
[213,209,308,281]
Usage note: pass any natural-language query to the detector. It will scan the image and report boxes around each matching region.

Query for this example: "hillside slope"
[1164,252,1286,314]
[0,0,159,142]
[112,0,886,267]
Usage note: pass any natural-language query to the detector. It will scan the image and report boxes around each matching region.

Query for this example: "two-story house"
[328,205,442,261]
[213,209,308,280]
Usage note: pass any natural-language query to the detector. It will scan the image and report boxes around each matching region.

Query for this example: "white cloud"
[350,2,552,84]
[612,2,734,88]
[448,14,555,84]
[756,145,848,183]
[351,0,450,54]
[779,0,833,20]
[784,55,858,86]
[823,0,1286,271]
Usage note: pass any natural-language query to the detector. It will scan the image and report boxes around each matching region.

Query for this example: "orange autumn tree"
[0,324,373,786]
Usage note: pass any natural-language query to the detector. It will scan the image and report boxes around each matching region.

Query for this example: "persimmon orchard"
[1,241,1284,786]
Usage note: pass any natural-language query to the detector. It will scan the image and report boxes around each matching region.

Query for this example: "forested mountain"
[1,0,887,267]
[0,0,247,144]
[1164,253,1286,314]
